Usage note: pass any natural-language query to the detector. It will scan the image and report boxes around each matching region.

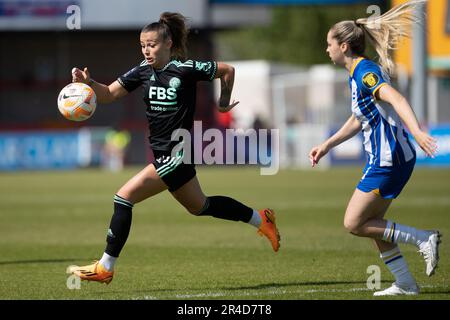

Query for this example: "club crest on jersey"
[169,77,181,89]
[362,72,379,89]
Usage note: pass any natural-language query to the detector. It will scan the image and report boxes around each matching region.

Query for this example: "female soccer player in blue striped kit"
[68,12,280,284]
[309,1,440,296]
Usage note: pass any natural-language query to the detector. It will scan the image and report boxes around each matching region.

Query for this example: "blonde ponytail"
[331,0,426,75]
[358,0,425,75]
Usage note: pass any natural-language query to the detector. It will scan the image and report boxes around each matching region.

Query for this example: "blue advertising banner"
[415,124,450,167]
[328,124,450,167]
[0,131,89,171]
[210,0,380,4]
[0,1,75,17]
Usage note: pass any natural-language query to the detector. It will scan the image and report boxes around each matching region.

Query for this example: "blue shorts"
[357,159,416,199]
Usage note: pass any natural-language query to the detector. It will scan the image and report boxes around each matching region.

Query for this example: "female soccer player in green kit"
[69,12,280,284]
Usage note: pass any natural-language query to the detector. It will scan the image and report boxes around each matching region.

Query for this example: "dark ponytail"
[141,12,188,61]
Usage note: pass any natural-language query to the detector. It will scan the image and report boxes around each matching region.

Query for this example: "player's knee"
[186,206,202,216]
[343,219,362,235]
[183,198,209,216]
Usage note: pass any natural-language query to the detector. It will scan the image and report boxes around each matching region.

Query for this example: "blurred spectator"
[216,108,233,130]
[102,129,131,172]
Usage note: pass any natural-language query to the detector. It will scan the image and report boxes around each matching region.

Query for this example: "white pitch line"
[131,284,449,300]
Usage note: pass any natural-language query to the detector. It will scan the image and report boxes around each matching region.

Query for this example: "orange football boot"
[69,261,113,284]
[257,208,281,252]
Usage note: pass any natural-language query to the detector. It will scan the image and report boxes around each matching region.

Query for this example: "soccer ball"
[57,82,97,121]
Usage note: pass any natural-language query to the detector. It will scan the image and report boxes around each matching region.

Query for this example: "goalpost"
[271,66,357,169]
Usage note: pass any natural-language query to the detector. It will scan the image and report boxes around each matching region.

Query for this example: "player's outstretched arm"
[309,114,361,167]
[215,62,239,113]
[71,67,128,104]
[377,84,437,157]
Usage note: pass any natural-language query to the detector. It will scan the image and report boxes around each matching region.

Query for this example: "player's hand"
[413,130,437,158]
[218,99,239,113]
[71,67,91,84]
[309,143,329,167]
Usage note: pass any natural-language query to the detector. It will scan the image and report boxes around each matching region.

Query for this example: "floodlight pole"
[411,2,427,124]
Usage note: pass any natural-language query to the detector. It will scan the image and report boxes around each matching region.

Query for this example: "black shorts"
[152,149,196,192]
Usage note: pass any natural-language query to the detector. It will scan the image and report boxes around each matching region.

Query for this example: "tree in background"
[215,4,385,65]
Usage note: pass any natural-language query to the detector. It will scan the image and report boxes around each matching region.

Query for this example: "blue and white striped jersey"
[349,57,416,167]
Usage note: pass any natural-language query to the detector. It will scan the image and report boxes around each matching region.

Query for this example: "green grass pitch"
[0,166,448,299]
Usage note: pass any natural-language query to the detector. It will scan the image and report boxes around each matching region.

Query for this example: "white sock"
[380,246,416,288]
[247,210,262,228]
[382,220,430,248]
[99,252,117,271]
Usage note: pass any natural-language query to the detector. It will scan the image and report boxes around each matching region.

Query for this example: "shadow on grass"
[220,280,392,291]
[421,290,450,295]
[221,282,450,296]
[95,280,393,297]
[0,258,94,266]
